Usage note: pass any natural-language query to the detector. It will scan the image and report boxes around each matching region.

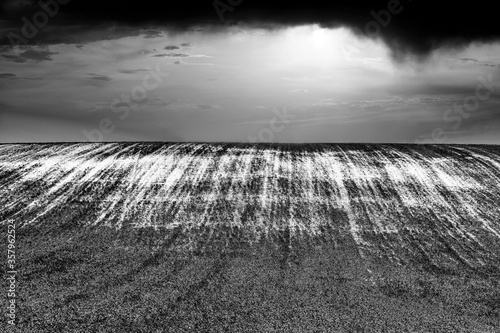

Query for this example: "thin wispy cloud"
[2,54,26,63]
[86,73,112,81]
[173,60,213,66]
[0,73,17,79]
[117,69,150,74]
[1,48,58,63]
[154,53,189,58]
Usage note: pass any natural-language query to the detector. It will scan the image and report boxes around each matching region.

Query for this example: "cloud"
[180,43,191,47]
[0,1,499,61]
[139,49,157,55]
[0,25,171,51]
[153,52,189,58]
[459,57,479,63]
[173,60,213,66]
[0,73,16,79]
[156,100,221,112]
[313,99,339,107]
[164,45,180,50]
[387,82,480,96]
[2,54,26,63]
[289,89,309,93]
[154,52,212,61]
[0,72,42,80]
[449,58,499,68]
[2,0,34,12]
[142,30,163,38]
[20,49,58,62]
[2,48,58,63]
[118,69,149,74]
[86,73,112,81]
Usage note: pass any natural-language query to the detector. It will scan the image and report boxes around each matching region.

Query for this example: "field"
[1,143,500,332]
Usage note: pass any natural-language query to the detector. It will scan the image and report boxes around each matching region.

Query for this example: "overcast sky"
[1,0,500,143]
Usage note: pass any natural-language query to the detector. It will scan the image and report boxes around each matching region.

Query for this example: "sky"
[1,0,500,143]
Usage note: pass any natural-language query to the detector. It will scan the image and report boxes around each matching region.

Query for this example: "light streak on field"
[1,143,500,273]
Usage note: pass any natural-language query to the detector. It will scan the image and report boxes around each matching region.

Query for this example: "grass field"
[1,143,500,332]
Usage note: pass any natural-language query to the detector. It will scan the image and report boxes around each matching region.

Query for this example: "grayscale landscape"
[2,0,500,331]
[1,142,499,332]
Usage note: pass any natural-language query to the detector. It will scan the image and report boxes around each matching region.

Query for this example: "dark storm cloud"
[2,0,498,60]
[0,23,166,49]
[2,0,35,12]
[1,1,499,61]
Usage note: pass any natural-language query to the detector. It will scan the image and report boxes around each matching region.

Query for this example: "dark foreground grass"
[7,223,499,333]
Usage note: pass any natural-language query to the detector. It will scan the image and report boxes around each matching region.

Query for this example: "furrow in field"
[316,148,365,247]
[1,143,499,271]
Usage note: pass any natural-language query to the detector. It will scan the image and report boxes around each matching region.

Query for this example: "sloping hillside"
[1,143,499,332]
